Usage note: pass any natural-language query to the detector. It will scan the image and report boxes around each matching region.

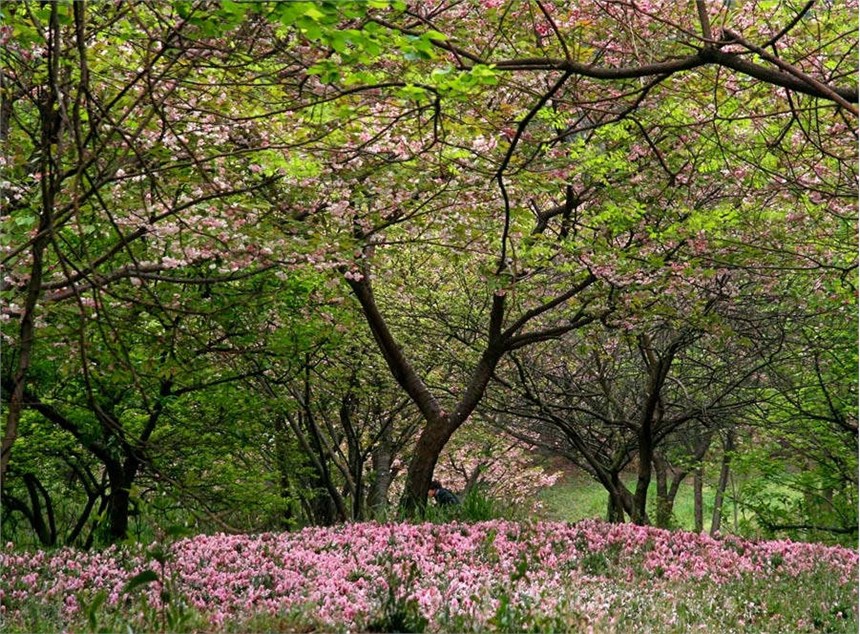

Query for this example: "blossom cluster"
[2,519,856,632]
[413,424,563,512]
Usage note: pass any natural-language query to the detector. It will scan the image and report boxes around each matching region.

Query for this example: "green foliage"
[731,448,858,547]
[123,540,204,633]
[488,590,572,633]
[420,488,519,524]
[367,561,428,633]
[540,475,716,530]
[123,569,159,594]
[577,541,626,576]
[2,0,855,556]
[460,488,522,522]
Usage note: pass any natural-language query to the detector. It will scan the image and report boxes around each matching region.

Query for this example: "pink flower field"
[2,520,857,633]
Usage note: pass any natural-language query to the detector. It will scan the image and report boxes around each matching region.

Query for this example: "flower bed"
[2,519,857,633]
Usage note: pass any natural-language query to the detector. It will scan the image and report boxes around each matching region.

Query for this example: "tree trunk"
[2,2,67,484]
[463,463,484,497]
[351,461,364,521]
[710,430,734,536]
[84,493,110,550]
[653,455,672,528]
[105,456,141,544]
[273,416,295,527]
[368,428,393,517]
[107,484,131,543]
[631,331,683,526]
[632,427,653,525]
[400,345,504,513]
[101,451,143,545]
[401,419,456,513]
[1,118,57,483]
[67,486,103,547]
[24,473,56,547]
[341,393,365,520]
[693,464,704,533]
[606,489,626,523]
[309,484,338,525]
[349,274,507,516]
[105,465,130,544]
[3,474,57,547]
[606,472,631,522]
[299,366,349,523]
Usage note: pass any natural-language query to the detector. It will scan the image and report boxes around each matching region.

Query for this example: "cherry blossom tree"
[0,1,291,488]
[0,1,319,541]
[292,0,857,509]
[2,0,855,530]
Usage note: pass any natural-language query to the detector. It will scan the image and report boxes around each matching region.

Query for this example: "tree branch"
[721,29,858,115]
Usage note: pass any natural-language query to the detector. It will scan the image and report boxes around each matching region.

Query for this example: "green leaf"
[175,1,193,20]
[86,590,108,632]
[396,84,429,101]
[329,31,350,53]
[307,60,340,83]
[123,569,159,594]
[166,524,194,539]
[424,29,448,41]
[220,0,246,16]
[297,16,323,40]
[303,5,326,21]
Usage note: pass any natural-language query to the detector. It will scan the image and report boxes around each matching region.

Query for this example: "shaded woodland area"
[1,0,856,549]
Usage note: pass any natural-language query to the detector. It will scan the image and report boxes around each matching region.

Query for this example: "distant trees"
[486,274,855,535]
[733,304,858,541]
[485,307,768,526]
[250,338,421,524]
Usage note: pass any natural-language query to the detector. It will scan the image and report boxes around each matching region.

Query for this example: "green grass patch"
[539,474,721,532]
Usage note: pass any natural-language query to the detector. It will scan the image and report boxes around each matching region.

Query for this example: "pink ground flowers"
[2,519,857,633]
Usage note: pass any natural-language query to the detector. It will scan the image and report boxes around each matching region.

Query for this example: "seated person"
[428,480,459,506]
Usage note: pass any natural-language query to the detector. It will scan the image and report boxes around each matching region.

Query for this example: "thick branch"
[376,16,858,105]
[347,276,445,424]
[721,29,858,114]
[449,294,507,426]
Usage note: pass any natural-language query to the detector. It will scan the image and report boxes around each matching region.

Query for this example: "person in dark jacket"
[428,480,459,506]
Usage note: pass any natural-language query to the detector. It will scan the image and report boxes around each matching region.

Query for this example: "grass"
[539,473,729,532]
[539,475,612,523]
